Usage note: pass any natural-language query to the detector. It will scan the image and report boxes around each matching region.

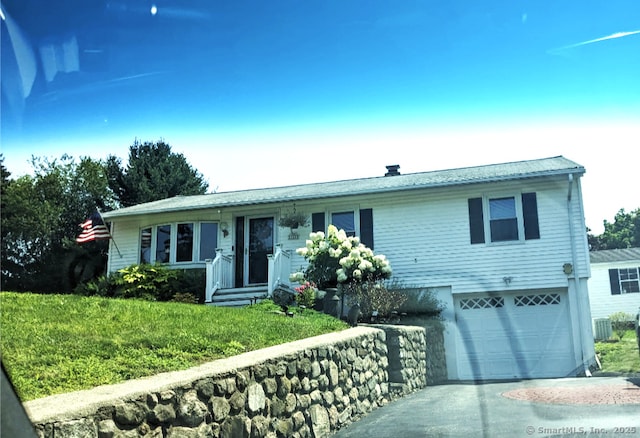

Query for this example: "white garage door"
[454,291,576,380]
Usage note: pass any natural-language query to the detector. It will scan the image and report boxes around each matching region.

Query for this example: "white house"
[101,156,596,381]
[588,248,640,320]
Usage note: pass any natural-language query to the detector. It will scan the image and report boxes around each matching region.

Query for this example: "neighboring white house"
[588,248,640,320]
[101,156,596,381]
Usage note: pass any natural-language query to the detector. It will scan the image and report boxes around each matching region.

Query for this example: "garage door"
[454,291,576,380]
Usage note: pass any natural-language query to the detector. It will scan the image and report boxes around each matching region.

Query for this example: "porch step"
[206,287,269,307]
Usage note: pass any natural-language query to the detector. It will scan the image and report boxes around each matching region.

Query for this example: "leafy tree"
[107,140,208,207]
[589,208,640,251]
[1,156,117,292]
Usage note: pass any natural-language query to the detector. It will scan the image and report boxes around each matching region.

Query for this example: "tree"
[107,140,208,207]
[1,156,117,292]
[589,208,640,250]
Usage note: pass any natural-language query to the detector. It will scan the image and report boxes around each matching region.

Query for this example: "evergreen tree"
[107,140,208,207]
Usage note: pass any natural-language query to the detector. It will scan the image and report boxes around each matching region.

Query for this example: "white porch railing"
[267,244,292,297]
[205,249,234,302]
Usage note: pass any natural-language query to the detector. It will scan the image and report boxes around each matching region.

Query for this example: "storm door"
[245,216,274,285]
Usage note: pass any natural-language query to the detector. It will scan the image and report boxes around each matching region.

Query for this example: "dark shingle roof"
[102,155,584,219]
[590,248,640,264]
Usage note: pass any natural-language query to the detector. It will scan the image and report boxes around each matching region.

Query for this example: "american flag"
[76,212,111,243]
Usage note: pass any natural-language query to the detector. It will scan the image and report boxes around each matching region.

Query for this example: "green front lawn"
[0,292,348,401]
[595,330,640,374]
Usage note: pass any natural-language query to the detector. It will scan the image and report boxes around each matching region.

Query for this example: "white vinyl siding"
[107,175,589,294]
[588,260,640,319]
[367,178,587,294]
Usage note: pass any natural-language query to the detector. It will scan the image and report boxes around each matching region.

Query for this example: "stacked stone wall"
[25,326,428,438]
[398,316,448,383]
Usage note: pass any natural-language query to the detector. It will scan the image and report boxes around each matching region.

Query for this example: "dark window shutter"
[359,208,374,249]
[312,213,325,232]
[522,192,540,240]
[468,198,485,244]
[609,269,621,295]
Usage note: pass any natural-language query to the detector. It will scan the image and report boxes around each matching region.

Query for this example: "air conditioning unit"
[592,318,612,341]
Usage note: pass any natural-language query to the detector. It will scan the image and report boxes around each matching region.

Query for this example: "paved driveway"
[332,377,640,438]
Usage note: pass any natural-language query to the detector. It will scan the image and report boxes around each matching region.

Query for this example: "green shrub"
[394,282,446,318]
[173,268,206,303]
[74,274,118,297]
[74,264,206,302]
[343,280,407,320]
[609,312,635,340]
[170,292,198,304]
[111,263,177,300]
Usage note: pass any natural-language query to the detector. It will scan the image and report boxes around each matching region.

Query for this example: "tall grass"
[0,292,347,401]
[595,330,640,374]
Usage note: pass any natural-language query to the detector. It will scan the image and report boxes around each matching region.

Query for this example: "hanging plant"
[278,210,309,229]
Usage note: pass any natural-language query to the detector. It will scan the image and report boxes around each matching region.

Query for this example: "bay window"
[139,222,218,264]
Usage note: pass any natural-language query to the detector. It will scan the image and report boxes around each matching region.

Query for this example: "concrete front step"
[207,287,268,307]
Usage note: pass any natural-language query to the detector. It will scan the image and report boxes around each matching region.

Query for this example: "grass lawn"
[594,330,640,374]
[0,292,348,401]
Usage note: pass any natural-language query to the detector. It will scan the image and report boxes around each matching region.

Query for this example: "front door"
[245,216,274,285]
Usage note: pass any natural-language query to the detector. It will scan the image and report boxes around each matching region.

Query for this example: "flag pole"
[96,207,123,258]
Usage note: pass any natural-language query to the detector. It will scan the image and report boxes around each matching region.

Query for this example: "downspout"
[567,173,591,377]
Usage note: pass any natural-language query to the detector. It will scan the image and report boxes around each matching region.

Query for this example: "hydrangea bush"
[290,224,392,289]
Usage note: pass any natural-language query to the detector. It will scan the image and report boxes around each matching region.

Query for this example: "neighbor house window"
[609,267,640,294]
[468,193,540,244]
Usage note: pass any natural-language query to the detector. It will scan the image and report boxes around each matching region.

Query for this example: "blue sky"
[2,0,639,233]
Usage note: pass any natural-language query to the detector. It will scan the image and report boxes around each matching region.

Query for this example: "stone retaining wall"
[25,325,428,438]
[397,317,447,383]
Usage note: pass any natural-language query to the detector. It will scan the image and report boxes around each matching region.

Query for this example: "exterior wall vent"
[592,318,612,341]
[385,164,400,176]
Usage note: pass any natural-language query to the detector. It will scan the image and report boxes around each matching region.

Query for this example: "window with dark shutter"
[619,267,640,293]
[468,198,485,244]
[359,208,374,249]
[489,197,518,241]
[311,212,325,232]
[609,268,621,295]
[522,192,540,240]
[331,211,356,236]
